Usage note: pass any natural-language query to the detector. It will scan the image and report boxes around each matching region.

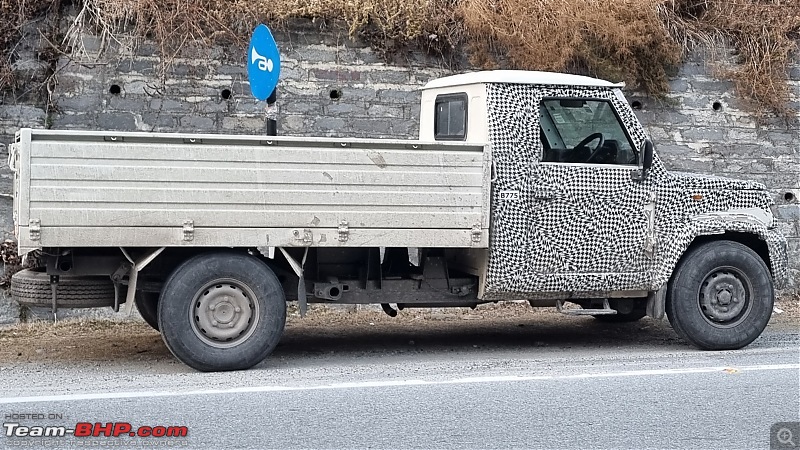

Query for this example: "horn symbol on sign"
[251,47,273,72]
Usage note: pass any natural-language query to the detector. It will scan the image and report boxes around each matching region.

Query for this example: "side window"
[539,98,636,165]
[434,93,467,141]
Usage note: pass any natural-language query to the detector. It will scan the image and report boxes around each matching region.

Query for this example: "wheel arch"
[684,232,771,277]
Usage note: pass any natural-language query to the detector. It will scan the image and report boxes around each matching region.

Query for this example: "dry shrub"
[458,0,683,94]
[664,0,800,118]
[64,0,457,62]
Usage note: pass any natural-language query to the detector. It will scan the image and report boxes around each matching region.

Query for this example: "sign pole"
[266,88,277,136]
[247,24,281,137]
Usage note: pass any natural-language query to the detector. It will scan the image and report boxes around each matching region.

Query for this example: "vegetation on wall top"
[1,0,798,117]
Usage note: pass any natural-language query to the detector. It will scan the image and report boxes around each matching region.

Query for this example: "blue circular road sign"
[248,24,281,101]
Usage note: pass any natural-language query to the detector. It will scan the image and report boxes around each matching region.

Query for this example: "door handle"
[531,188,562,200]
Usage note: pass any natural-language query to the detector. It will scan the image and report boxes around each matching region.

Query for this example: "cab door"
[525,97,652,293]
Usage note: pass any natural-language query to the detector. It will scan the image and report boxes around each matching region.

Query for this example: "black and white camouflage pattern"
[483,83,788,299]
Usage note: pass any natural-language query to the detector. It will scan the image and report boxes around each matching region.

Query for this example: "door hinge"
[183,220,194,241]
[338,220,349,243]
[29,219,41,241]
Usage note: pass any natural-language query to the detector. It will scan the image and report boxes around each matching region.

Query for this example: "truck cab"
[420,70,787,344]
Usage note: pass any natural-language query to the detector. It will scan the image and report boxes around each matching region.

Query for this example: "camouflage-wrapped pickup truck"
[9,70,787,371]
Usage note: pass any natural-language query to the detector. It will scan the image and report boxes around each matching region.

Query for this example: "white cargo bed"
[11,129,491,253]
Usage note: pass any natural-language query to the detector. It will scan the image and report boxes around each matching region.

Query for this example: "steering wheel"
[574,132,605,163]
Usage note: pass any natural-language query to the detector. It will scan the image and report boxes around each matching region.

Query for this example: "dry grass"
[0,0,54,95]
[0,0,798,116]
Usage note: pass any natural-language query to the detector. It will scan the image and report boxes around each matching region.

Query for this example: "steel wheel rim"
[189,278,259,348]
[697,266,753,328]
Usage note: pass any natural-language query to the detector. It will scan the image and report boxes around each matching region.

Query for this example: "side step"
[556,299,617,315]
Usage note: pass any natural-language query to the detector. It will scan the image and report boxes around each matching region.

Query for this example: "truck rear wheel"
[158,252,286,372]
[666,240,773,350]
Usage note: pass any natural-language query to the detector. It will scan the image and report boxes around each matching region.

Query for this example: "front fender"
[652,211,788,290]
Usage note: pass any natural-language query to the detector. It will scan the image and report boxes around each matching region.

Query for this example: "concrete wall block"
[326,101,368,116]
[170,64,211,78]
[118,80,151,95]
[389,120,416,137]
[774,159,800,174]
[232,100,267,114]
[221,115,267,132]
[281,101,325,115]
[367,104,405,118]
[406,103,420,121]
[0,105,46,122]
[51,113,97,128]
[281,115,312,134]
[775,205,800,221]
[367,69,411,85]
[97,112,138,131]
[775,220,799,239]
[197,101,230,113]
[150,98,184,111]
[140,113,177,129]
[179,115,215,131]
[116,59,156,74]
[55,95,101,111]
[216,65,247,76]
[107,96,148,112]
[311,116,347,133]
[681,127,726,142]
[377,89,419,104]
[348,118,393,135]
[726,128,760,142]
[310,68,363,82]
[335,87,379,103]
[745,173,800,190]
[280,66,308,81]
[286,46,340,64]
[651,111,695,126]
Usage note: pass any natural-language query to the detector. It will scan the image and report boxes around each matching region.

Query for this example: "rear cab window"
[434,93,468,141]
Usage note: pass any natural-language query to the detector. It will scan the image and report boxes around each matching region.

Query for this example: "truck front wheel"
[158,252,286,371]
[666,240,773,350]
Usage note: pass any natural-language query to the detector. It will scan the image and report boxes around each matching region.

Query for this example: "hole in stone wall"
[712,101,723,111]
[109,84,121,95]
[785,192,796,202]
[221,89,232,100]
[631,100,642,110]
[329,89,342,100]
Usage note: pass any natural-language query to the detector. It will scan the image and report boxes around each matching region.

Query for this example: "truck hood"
[668,171,766,191]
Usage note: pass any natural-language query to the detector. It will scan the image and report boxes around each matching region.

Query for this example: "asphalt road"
[0,315,798,450]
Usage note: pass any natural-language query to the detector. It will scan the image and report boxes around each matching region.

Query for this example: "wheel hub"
[699,271,749,324]
[191,281,258,348]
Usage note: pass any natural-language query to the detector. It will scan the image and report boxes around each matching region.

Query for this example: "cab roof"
[422,70,624,90]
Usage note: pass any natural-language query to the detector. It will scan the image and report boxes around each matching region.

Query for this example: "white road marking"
[1,364,797,404]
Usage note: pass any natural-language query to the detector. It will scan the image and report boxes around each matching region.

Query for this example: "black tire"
[135,291,160,331]
[158,252,286,372]
[666,240,774,350]
[592,299,647,323]
[11,268,115,308]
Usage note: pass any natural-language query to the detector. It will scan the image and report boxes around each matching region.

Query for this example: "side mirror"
[631,139,654,181]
